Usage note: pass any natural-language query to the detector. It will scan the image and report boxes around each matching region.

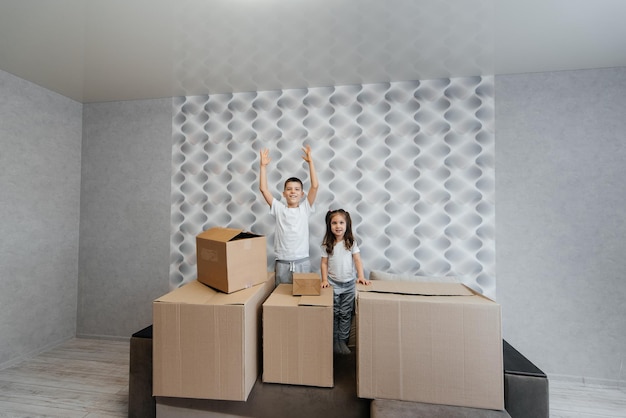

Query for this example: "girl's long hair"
[322,209,355,256]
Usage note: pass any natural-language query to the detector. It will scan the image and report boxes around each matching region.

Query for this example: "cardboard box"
[152,274,274,401]
[196,227,267,293]
[356,280,503,410]
[292,272,321,296]
[263,284,334,387]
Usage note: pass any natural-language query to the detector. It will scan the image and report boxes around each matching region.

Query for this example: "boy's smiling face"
[283,181,304,207]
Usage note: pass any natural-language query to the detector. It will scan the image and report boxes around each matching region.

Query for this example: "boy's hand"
[301,144,313,163]
[321,280,330,288]
[260,148,271,166]
[357,277,371,285]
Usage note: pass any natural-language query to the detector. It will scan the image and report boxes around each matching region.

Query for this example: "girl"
[320,209,370,354]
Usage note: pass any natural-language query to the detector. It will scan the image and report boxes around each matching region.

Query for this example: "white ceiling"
[1,0,625,104]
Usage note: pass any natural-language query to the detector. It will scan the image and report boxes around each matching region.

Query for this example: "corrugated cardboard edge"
[357,280,475,297]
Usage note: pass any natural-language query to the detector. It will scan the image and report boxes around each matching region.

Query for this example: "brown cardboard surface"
[292,272,322,296]
[152,274,274,401]
[196,227,267,293]
[262,284,334,387]
[356,280,503,410]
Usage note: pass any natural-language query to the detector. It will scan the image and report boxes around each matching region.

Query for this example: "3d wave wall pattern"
[171,76,495,298]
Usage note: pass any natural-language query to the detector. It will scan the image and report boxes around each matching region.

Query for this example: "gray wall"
[77,99,172,338]
[496,67,626,385]
[0,70,82,367]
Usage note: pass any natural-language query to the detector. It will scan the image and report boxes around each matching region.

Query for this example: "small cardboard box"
[263,284,334,387]
[356,280,503,410]
[153,274,274,401]
[292,272,321,296]
[196,227,267,293]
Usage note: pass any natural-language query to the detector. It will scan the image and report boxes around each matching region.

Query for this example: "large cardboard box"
[292,272,321,296]
[263,284,334,387]
[356,280,503,410]
[196,227,267,293]
[153,274,274,401]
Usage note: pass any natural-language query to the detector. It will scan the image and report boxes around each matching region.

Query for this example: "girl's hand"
[321,280,330,288]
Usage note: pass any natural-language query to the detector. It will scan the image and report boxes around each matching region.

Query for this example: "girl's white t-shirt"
[321,240,360,283]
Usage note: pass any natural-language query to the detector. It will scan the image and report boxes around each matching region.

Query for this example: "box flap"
[299,286,333,307]
[197,227,243,242]
[154,280,217,304]
[357,280,474,296]
[154,280,268,306]
[264,284,300,307]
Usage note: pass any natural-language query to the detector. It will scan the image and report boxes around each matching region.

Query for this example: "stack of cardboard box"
[151,226,504,413]
[152,227,334,403]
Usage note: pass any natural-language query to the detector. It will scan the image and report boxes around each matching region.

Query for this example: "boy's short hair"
[284,177,303,190]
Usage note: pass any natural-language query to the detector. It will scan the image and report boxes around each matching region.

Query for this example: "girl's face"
[329,214,347,240]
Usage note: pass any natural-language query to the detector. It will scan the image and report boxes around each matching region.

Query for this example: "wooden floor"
[550,379,626,418]
[0,338,624,417]
[0,339,129,418]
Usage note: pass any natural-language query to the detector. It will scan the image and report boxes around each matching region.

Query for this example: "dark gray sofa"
[503,340,549,418]
[129,325,548,418]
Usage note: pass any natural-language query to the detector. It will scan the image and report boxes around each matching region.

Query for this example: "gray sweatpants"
[274,258,311,285]
[327,278,356,342]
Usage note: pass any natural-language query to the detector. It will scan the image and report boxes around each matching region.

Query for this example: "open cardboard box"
[196,227,267,293]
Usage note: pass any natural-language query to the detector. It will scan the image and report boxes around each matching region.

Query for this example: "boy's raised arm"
[302,144,319,206]
[259,148,274,206]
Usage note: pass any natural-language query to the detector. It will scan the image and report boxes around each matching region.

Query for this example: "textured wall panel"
[171,77,495,298]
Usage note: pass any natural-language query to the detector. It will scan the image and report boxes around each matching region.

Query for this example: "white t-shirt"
[270,198,314,260]
[321,240,360,283]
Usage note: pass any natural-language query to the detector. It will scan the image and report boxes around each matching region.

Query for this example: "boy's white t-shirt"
[321,240,360,283]
[270,198,314,260]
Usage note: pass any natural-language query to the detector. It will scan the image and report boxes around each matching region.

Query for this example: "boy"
[259,144,319,285]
